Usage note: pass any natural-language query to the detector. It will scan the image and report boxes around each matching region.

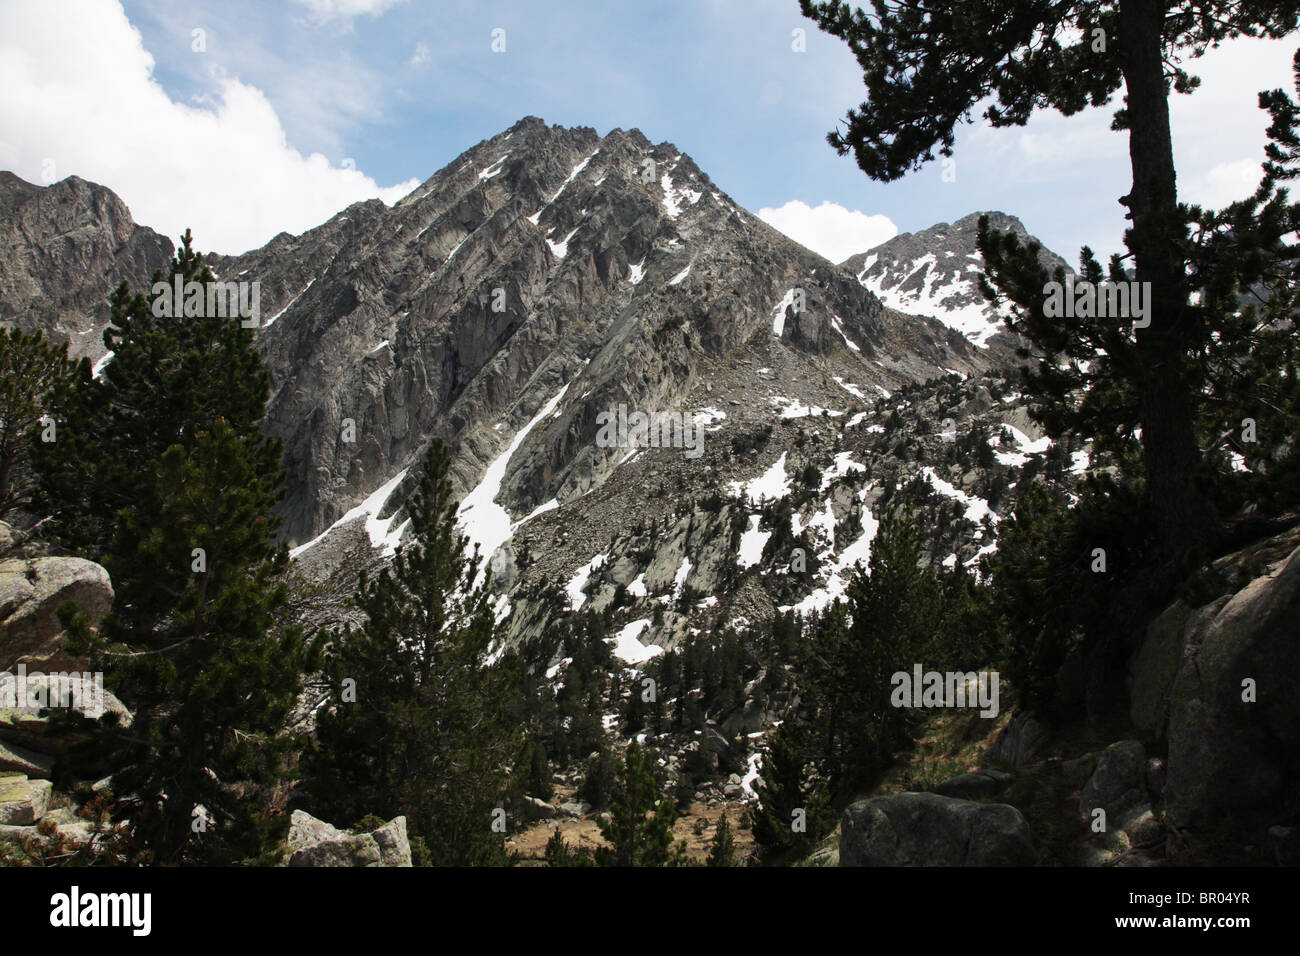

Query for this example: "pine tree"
[43,231,312,864]
[707,813,737,867]
[544,828,593,866]
[34,230,273,557]
[803,1,1300,707]
[749,721,832,861]
[303,438,519,866]
[807,507,941,803]
[0,327,78,522]
[60,419,312,864]
[525,738,554,802]
[596,741,685,866]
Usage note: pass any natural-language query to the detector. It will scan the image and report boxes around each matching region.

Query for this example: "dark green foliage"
[50,233,312,864]
[804,508,943,803]
[580,742,618,811]
[706,813,737,867]
[303,439,518,866]
[749,721,832,861]
[35,231,274,558]
[805,0,1300,714]
[801,0,1294,181]
[752,502,996,861]
[595,741,685,866]
[0,328,78,522]
[985,477,1152,715]
[524,738,554,802]
[544,828,594,866]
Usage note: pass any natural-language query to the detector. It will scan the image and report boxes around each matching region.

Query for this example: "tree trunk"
[1080,0,1220,717]
[1119,0,1217,572]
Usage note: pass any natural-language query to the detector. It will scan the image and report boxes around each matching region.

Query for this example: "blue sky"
[2,0,1296,262]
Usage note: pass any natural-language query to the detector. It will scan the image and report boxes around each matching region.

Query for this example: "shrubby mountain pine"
[595,740,686,866]
[303,438,518,866]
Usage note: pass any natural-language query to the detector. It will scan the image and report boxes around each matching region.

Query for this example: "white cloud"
[0,0,419,255]
[292,0,408,25]
[409,41,431,67]
[758,200,897,263]
[1184,158,1266,210]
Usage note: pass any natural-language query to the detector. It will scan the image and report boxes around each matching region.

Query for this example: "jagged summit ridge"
[205,116,979,549]
[841,211,1069,350]
[0,171,173,362]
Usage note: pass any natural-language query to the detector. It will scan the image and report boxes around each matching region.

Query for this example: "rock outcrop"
[0,772,109,858]
[1077,740,1161,865]
[0,672,132,757]
[0,171,173,363]
[0,774,51,825]
[284,809,413,867]
[839,791,1035,866]
[1128,524,1300,827]
[0,525,127,778]
[0,554,114,671]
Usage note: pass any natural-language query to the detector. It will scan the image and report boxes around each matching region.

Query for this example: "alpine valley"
[3,117,1297,868]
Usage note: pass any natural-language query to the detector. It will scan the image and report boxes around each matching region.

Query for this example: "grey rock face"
[1164,537,1300,826]
[1077,741,1161,865]
[205,117,992,551]
[0,672,133,755]
[1123,525,1300,827]
[1080,740,1149,830]
[522,796,556,820]
[841,210,1068,353]
[0,774,52,825]
[991,712,1050,768]
[0,556,115,671]
[0,736,56,779]
[0,172,172,362]
[3,119,1081,672]
[931,769,1011,801]
[285,809,412,867]
[839,791,1035,866]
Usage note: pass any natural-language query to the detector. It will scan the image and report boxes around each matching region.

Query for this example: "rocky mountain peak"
[1,120,1064,665]
[202,116,989,556]
[0,172,173,362]
[840,209,1069,351]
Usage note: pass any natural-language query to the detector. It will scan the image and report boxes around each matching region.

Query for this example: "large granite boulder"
[1129,528,1300,827]
[1078,740,1160,865]
[0,556,114,670]
[990,712,1049,768]
[0,774,51,825]
[840,792,1035,866]
[931,769,1011,801]
[1079,740,1148,828]
[0,737,55,778]
[284,809,412,867]
[0,671,132,755]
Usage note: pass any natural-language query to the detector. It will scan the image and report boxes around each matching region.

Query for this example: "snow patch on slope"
[612,619,662,665]
[290,467,411,559]
[456,379,574,581]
